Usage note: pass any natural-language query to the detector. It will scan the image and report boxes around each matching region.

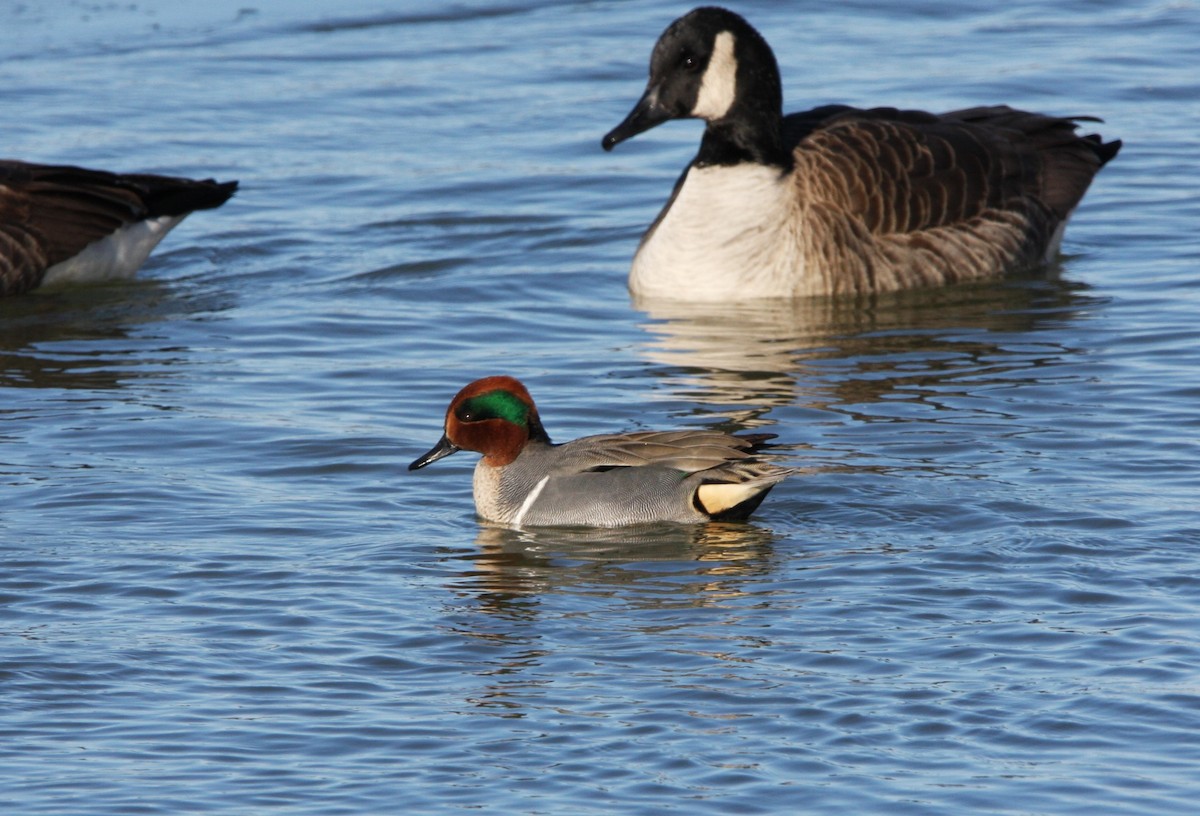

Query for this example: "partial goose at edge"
[0,160,238,297]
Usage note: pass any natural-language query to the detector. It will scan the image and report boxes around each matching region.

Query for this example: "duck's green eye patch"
[455,390,530,426]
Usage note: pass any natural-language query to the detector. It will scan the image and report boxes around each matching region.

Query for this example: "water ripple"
[2,0,1199,814]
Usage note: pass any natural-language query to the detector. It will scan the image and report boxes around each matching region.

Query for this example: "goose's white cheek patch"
[692,31,737,120]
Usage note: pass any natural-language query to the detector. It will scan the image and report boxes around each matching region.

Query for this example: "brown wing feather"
[941,106,1120,217]
[561,429,776,476]
[0,217,50,297]
[795,105,1117,235]
[0,161,237,296]
[785,105,1119,293]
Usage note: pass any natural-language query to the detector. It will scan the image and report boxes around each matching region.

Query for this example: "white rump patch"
[1044,212,1072,262]
[692,31,737,120]
[40,214,187,289]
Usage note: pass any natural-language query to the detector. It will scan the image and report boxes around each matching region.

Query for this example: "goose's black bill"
[602,90,672,151]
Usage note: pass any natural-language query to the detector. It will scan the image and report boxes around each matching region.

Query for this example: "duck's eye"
[456,407,477,422]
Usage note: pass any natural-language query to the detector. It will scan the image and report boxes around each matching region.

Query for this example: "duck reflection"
[444,521,785,715]
[633,277,1098,421]
[452,521,781,613]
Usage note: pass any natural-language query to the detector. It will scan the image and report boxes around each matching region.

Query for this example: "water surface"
[2,1,1198,813]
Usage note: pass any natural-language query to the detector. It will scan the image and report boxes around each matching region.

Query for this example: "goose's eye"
[680,52,698,71]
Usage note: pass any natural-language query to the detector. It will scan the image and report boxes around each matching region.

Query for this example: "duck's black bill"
[409,434,461,470]
[602,89,671,151]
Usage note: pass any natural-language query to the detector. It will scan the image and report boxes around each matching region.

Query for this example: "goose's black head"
[601,7,787,167]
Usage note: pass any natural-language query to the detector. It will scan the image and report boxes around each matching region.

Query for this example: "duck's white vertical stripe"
[511,476,549,528]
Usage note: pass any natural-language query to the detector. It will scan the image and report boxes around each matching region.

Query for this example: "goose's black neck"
[695,113,789,169]
[692,13,790,169]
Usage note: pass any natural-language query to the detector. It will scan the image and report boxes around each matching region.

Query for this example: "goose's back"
[788,105,1120,294]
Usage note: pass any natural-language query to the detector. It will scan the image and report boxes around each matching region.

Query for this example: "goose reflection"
[633,278,1097,422]
[0,279,235,390]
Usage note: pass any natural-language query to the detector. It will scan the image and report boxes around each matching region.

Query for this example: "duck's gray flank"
[602,6,1121,300]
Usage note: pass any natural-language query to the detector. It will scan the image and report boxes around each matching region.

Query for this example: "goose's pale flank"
[409,376,793,527]
[602,6,1121,300]
[0,160,238,297]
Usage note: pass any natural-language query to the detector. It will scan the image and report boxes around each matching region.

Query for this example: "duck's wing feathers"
[0,161,237,296]
[786,104,1119,236]
[560,429,786,480]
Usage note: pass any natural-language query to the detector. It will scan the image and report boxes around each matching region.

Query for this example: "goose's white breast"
[630,163,807,300]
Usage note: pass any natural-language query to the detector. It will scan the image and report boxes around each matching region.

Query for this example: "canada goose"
[602,6,1121,300]
[0,160,237,297]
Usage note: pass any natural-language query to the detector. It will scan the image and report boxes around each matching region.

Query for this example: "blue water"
[2,1,1198,813]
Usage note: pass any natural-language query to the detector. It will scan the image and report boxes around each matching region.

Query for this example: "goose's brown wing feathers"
[941,106,1120,218]
[784,105,1120,291]
[790,105,1118,235]
[0,161,237,296]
